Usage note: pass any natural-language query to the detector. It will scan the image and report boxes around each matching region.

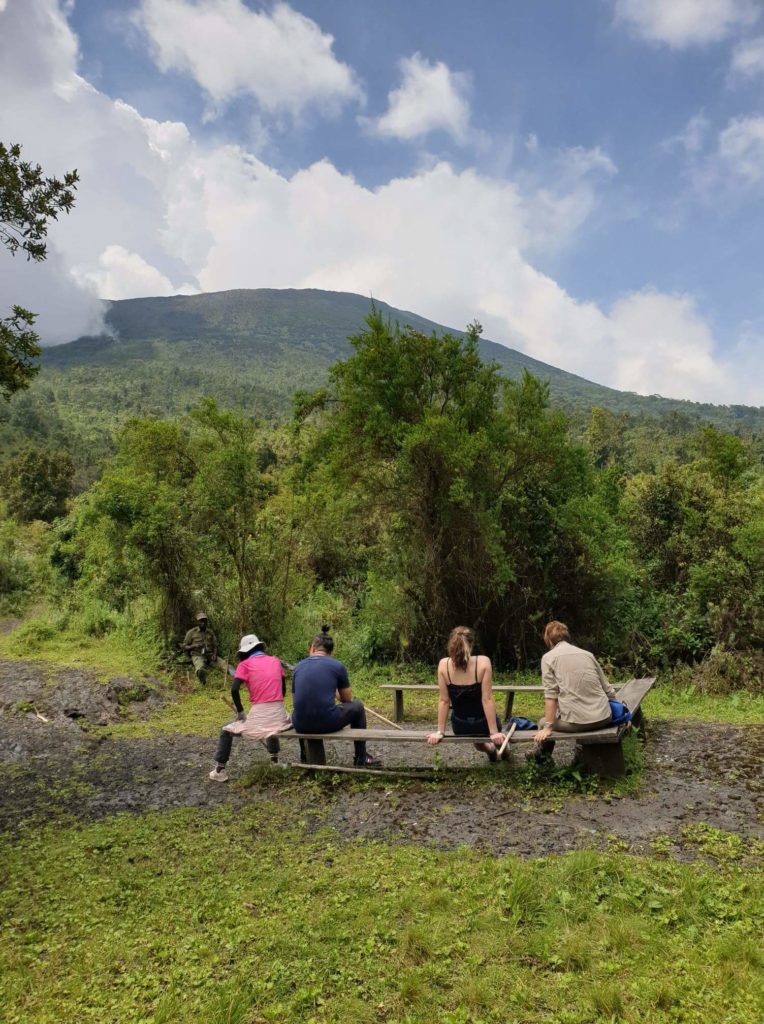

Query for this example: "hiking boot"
[196,668,208,685]
[353,752,381,767]
[208,766,229,783]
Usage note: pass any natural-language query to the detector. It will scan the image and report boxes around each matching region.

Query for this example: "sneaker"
[208,766,229,783]
[353,753,382,767]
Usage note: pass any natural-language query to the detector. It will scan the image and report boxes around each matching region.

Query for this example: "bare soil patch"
[1,659,761,861]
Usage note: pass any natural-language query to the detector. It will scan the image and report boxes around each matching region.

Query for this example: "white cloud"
[614,0,757,48]
[0,0,759,405]
[72,245,198,300]
[370,53,471,142]
[717,114,764,181]
[731,34,764,76]
[137,0,362,119]
[669,112,710,154]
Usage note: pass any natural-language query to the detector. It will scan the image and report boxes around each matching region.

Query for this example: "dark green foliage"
[0,305,40,401]
[1,445,73,522]
[0,141,78,398]
[3,300,760,682]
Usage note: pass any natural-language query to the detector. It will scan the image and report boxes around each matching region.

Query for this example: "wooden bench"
[380,682,624,723]
[280,678,654,779]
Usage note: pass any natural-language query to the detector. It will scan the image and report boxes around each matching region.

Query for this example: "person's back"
[291,654,348,730]
[235,651,284,705]
[541,637,616,726]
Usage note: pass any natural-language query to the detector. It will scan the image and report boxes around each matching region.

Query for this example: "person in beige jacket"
[534,621,618,749]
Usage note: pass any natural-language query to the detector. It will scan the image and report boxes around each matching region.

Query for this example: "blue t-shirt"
[291,655,349,730]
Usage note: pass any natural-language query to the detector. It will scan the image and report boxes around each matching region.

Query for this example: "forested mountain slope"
[2,288,762,484]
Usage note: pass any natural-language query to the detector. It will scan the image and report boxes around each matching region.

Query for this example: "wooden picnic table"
[380,682,624,723]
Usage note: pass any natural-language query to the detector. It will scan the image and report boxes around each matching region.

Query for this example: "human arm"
[479,657,504,746]
[536,656,559,743]
[595,659,618,701]
[534,697,558,743]
[181,628,195,652]
[230,674,245,716]
[427,661,451,744]
[336,662,352,704]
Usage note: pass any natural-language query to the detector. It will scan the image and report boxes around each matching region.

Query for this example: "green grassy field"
[1,803,761,1024]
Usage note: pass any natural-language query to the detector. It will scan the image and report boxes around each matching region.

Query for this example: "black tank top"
[446,657,484,720]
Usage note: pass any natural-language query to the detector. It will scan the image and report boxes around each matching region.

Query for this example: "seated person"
[533,621,618,755]
[209,633,291,782]
[426,626,505,761]
[291,626,379,767]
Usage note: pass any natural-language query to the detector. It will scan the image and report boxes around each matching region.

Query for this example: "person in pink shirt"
[208,633,292,782]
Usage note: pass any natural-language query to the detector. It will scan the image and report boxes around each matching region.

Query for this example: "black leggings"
[214,730,280,765]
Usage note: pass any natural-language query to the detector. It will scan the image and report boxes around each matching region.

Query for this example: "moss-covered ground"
[1,803,762,1024]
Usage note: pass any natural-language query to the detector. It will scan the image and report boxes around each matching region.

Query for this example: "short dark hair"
[311,624,334,654]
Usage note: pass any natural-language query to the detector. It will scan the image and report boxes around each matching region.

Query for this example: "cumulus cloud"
[731,34,764,75]
[137,0,362,119]
[369,53,471,142]
[717,114,764,182]
[613,0,757,48]
[72,245,198,300]
[0,0,759,405]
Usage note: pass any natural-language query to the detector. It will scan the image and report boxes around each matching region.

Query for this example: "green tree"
[294,311,635,665]
[1,142,79,398]
[1,445,74,522]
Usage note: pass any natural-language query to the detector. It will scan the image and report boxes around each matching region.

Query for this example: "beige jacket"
[541,641,617,725]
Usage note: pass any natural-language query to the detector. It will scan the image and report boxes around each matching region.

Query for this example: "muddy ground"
[1,659,762,860]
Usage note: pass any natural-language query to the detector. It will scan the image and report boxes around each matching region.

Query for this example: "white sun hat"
[238,634,264,653]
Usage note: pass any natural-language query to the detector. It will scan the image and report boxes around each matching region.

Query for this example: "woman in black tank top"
[426,626,505,761]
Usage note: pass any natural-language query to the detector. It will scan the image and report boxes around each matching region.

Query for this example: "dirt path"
[1,659,762,860]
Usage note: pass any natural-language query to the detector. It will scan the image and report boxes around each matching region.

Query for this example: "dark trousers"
[214,729,280,765]
[296,699,368,760]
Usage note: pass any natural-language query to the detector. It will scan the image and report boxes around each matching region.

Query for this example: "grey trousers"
[541,715,613,733]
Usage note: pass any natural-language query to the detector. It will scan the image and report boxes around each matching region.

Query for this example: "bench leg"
[393,689,404,724]
[581,742,625,779]
[630,708,647,743]
[304,739,326,766]
[504,692,515,722]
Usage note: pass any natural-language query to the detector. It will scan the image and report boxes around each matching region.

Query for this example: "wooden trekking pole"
[365,705,404,731]
[498,721,517,758]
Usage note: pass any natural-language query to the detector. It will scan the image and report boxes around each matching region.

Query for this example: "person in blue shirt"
[291,626,380,767]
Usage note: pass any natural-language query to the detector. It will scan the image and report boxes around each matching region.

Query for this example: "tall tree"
[0,142,79,399]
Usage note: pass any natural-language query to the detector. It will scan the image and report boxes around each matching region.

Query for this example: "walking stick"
[365,705,404,731]
[498,721,517,758]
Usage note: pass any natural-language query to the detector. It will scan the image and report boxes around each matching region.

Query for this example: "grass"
[0,617,168,680]
[0,803,761,1024]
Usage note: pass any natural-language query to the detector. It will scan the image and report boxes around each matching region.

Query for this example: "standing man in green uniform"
[182,612,220,684]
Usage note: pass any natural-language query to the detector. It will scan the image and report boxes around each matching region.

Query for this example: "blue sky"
[1,0,763,403]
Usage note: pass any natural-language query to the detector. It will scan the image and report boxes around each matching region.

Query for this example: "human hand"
[490,732,504,747]
[534,727,553,744]
[426,732,444,745]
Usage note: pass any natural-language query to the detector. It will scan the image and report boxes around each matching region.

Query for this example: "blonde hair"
[543,621,570,649]
[447,626,474,671]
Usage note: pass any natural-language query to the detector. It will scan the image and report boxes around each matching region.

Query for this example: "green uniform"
[183,625,218,676]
